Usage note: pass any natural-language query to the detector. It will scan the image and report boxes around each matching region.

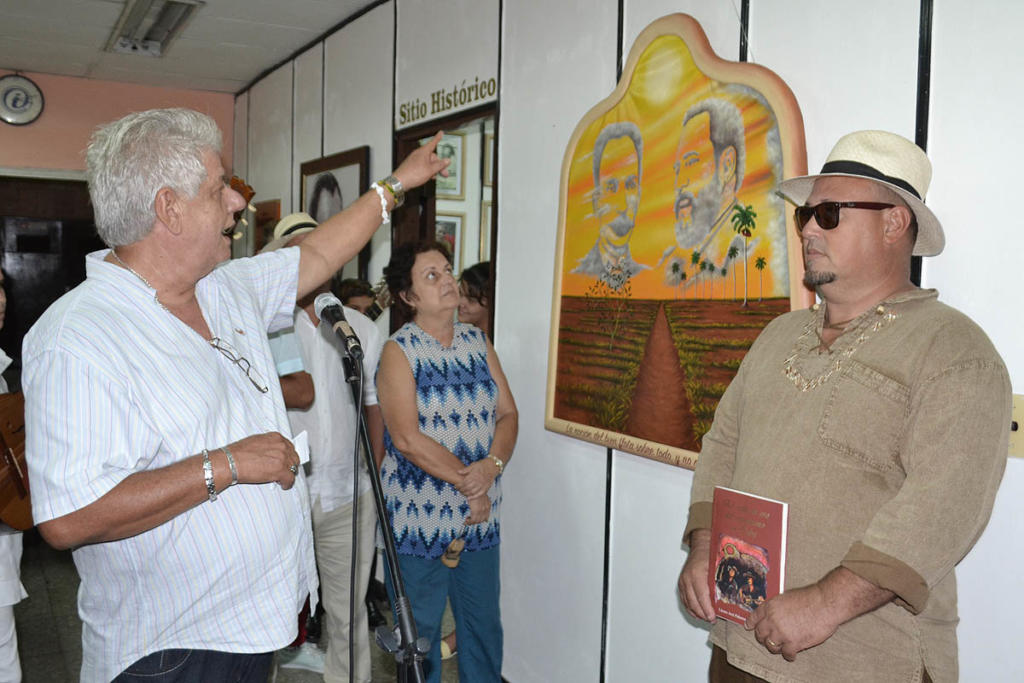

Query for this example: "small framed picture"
[436,212,465,273]
[434,132,465,200]
[480,200,492,261]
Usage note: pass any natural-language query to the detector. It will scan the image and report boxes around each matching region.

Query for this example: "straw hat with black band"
[260,212,318,253]
[779,130,944,257]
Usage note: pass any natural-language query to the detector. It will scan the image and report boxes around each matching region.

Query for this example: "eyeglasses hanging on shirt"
[208,337,269,394]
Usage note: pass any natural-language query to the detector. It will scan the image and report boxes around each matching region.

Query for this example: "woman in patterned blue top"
[377,241,518,683]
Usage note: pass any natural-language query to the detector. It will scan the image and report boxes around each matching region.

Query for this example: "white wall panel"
[248,64,294,254]
[395,0,498,128]
[927,0,1024,385]
[606,452,709,680]
[293,43,324,215]
[498,1,617,681]
[624,0,740,65]
[325,4,394,284]
[750,0,919,175]
[928,2,1024,680]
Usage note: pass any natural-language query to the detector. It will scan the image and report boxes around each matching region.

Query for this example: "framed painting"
[435,132,465,200]
[299,146,370,279]
[545,14,811,469]
[436,212,465,273]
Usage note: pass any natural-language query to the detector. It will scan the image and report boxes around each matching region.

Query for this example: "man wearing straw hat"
[678,130,1010,682]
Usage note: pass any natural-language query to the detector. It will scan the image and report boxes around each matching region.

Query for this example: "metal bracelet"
[222,446,238,486]
[202,448,217,502]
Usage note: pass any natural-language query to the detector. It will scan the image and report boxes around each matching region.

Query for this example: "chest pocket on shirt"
[818,360,909,474]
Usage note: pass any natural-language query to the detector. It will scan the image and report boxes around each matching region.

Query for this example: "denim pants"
[113,649,273,682]
[384,545,502,683]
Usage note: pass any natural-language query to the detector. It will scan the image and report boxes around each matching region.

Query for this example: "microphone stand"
[339,344,427,683]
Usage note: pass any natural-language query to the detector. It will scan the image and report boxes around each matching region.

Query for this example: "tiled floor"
[14,530,458,682]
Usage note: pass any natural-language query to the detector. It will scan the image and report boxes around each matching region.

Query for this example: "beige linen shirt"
[685,289,1010,683]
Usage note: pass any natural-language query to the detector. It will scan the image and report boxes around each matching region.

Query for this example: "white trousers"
[312,493,376,683]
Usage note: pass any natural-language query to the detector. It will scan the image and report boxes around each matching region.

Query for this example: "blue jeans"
[113,649,273,682]
[384,545,502,683]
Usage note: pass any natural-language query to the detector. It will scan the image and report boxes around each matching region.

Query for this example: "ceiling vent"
[104,0,205,57]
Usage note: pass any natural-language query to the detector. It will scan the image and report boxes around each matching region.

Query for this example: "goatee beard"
[803,270,837,287]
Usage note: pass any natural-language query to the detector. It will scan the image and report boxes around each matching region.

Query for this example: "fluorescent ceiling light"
[105,0,205,57]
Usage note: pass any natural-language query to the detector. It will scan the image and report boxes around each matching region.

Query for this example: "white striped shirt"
[23,248,317,683]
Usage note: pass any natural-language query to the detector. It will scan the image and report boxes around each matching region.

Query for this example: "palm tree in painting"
[754,256,767,302]
[668,259,686,300]
[731,204,758,307]
[727,245,739,301]
[690,250,701,299]
[700,259,710,298]
[720,265,727,300]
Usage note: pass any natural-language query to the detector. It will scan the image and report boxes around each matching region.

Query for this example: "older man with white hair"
[678,130,1010,683]
[22,108,446,683]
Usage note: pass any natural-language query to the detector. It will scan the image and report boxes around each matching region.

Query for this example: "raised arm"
[296,132,450,299]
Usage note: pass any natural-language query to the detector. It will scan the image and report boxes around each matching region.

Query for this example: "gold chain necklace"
[110,249,170,313]
[782,304,898,392]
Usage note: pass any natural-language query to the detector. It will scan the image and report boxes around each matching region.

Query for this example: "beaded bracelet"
[222,446,238,486]
[371,182,391,224]
[202,448,217,502]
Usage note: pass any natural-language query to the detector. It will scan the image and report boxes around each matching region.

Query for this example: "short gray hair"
[86,108,222,247]
[682,98,746,190]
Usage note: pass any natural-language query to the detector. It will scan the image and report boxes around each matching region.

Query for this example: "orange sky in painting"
[561,35,792,300]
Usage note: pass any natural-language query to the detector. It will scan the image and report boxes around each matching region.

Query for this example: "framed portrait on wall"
[436,212,465,272]
[299,145,370,278]
[434,132,465,200]
[545,14,809,470]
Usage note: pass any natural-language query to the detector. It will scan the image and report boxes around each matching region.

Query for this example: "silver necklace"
[109,249,170,312]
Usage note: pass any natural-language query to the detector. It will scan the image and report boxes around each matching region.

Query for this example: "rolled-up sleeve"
[842,358,1010,613]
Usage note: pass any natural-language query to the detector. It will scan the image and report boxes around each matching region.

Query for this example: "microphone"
[314,292,364,361]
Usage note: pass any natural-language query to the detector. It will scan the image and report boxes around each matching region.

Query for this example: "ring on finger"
[289,464,299,475]
[765,638,779,650]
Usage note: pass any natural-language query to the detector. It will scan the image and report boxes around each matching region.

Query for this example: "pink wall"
[0,70,235,173]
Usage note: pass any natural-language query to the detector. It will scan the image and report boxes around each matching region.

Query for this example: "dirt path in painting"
[625,303,693,447]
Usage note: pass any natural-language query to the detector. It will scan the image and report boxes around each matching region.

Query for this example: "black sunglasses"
[794,201,894,231]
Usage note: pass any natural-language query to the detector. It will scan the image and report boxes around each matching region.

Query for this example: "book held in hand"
[708,486,788,625]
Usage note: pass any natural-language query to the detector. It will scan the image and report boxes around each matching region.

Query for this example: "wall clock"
[0,74,44,126]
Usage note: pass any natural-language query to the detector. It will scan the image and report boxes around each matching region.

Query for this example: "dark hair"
[459,261,491,305]
[307,172,342,221]
[384,240,452,319]
[335,277,373,305]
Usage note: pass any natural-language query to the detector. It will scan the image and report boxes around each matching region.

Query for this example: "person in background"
[334,278,376,317]
[0,267,26,683]
[376,241,517,683]
[457,261,491,338]
[331,275,391,630]
[265,213,384,682]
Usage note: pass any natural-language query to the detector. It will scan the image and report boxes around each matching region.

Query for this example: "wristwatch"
[380,175,405,208]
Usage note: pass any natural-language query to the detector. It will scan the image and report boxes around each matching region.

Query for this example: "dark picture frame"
[299,146,371,280]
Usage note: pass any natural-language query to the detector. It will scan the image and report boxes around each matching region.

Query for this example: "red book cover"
[708,486,788,625]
